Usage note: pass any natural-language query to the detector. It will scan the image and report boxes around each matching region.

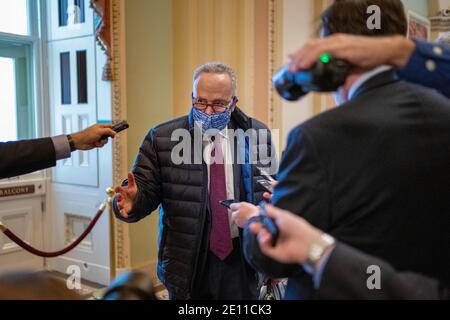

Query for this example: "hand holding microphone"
[68,121,129,151]
[101,121,129,141]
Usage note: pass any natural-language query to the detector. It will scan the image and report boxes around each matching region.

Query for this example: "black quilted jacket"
[113,108,277,299]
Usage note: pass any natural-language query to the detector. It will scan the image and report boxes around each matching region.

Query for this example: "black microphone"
[101,121,129,141]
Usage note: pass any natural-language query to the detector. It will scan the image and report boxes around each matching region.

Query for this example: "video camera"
[273,54,350,101]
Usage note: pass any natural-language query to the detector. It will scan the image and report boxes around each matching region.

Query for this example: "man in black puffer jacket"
[113,62,277,300]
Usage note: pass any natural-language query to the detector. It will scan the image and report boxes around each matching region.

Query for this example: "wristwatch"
[304,233,336,273]
[67,134,76,152]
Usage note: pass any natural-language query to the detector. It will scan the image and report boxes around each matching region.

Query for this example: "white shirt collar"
[203,127,229,143]
[348,65,392,101]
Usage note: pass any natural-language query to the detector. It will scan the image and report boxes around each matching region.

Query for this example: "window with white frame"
[0,0,37,142]
[47,0,101,186]
[0,0,29,35]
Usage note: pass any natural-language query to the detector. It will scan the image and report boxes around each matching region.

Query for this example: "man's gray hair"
[193,62,237,95]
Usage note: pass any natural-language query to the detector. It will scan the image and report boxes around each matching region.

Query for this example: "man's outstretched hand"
[114,173,138,218]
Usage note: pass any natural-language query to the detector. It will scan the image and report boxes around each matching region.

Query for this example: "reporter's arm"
[0,138,56,179]
[288,35,415,72]
[250,205,448,300]
[317,243,448,300]
[397,40,450,98]
[0,124,115,180]
[51,135,71,160]
[289,34,450,98]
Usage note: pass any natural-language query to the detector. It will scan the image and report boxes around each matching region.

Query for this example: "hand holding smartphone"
[219,200,239,209]
[257,167,277,182]
[257,179,274,194]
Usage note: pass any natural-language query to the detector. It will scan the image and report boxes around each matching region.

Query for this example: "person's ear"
[231,96,239,112]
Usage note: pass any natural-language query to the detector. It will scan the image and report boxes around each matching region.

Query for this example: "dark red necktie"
[209,136,233,261]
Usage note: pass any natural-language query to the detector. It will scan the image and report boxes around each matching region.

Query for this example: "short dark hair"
[322,0,407,37]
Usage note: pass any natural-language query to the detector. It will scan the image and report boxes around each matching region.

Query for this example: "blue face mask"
[192,106,233,133]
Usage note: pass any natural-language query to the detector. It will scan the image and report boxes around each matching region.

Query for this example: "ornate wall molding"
[242,0,256,119]
[110,0,130,271]
[268,0,283,133]
[430,10,450,32]
[313,0,335,115]
[90,0,113,80]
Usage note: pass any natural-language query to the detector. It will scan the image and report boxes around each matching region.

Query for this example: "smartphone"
[257,167,277,182]
[219,200,239,209]
[257,179,274,194]
[101,121,129,140]
[259,201,279,247]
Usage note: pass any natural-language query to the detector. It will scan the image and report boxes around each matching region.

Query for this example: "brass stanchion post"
[92,189,117,300]
[107,187,117,281]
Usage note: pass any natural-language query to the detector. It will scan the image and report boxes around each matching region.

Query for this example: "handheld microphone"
[101,120,129,141]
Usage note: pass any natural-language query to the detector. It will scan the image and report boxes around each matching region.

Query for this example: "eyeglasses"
[192,96,237,113]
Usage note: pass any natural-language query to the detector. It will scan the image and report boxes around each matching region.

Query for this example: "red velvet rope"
[0,203,107,258]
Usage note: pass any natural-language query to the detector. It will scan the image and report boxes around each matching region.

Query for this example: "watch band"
[67,134,76,152]
[304,233,335,273]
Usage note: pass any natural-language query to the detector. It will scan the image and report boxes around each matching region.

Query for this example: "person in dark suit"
[0,124,116,179]
[288,35,450,98]
[245,204,449,300]
[241,0,450,299]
